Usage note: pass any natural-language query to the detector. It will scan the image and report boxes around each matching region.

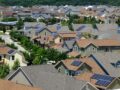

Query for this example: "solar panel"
[76,25,85,31]
[8,49,14,54]
[71,60,82,66]
[116,61,120,65]
[91,74,114,82]
[96,80,111,87]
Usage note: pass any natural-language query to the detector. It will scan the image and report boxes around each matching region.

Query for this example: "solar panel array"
[71,60,82,66]
[91,74,115,87]
[8,49,14,54]
[76,25,85,31]
[96,80,111,87]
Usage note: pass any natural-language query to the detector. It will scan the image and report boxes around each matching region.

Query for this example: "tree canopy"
[10,31,68,65]
[0,0,119,6]
[0,64,10,78]
[12,60,20,70]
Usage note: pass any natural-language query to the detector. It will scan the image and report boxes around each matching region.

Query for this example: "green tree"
[10,31,68,65]
[81,32,92,39]
[24,17,36,22]
[2,17,17,22]
[92,23,98,29]
[2,26,6,33]
[0,0,120,6]
[12,60,20,70]
[0,64,10,78]
[116,18,120,26]
[32,56,41,65]
[7,43,18,49]
[16,18,24,30]
[0,38,4,43]
[68,13,74,31]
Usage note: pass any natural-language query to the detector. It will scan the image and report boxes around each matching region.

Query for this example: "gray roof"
[91,52,120,77]
[58,26,71,33]
[23,22,46,37]
[7,65,91,90]
[39,14,52,19]
[64,40,75,50]
[73,24,93,33]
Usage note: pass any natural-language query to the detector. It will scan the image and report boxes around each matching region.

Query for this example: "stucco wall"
[38,29,52,36]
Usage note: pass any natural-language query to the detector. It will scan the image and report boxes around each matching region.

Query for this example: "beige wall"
[108,79,120,89]
[54,36,63,44]
[3,52,27,69]
[38,29,52,36]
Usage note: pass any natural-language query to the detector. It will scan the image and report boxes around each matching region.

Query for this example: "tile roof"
[0,79,42,90]
[0,46,15,55]
[59,32,76,38]
[60,57,104,74]
[68,51,80,57]
[61,59,84,71]
[76,39,120,48]
[51,43,69,52]
[47,25,57,32]
[80,57,105,74]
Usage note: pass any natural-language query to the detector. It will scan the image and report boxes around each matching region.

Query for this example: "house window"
[12,56,15,60]
[74,46,78,51]
[105,48,109,52]
[29,31,31,34]
[60,39,62,42]
[45,32,46,36]
[4,55,6,58]
[0,56,2,60]
[44,37,46,40]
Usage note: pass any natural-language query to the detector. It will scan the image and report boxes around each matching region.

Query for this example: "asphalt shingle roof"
[8,65,89,90]
[91,52,120,77]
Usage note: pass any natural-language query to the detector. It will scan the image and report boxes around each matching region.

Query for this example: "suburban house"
[33,25,58,47]
[51,40,76,53]
[55,57,105,76]
[23,22,46,39]
[54,32,77,44]
[55,57,120,90]
[17,8,32,18]
[90,52,120,78]
[75,73,120,90]
[0,79,42,90]
[6,65,98,90]
[0,46,27,68]
[33,24,77,47]
[72,39,120,56]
